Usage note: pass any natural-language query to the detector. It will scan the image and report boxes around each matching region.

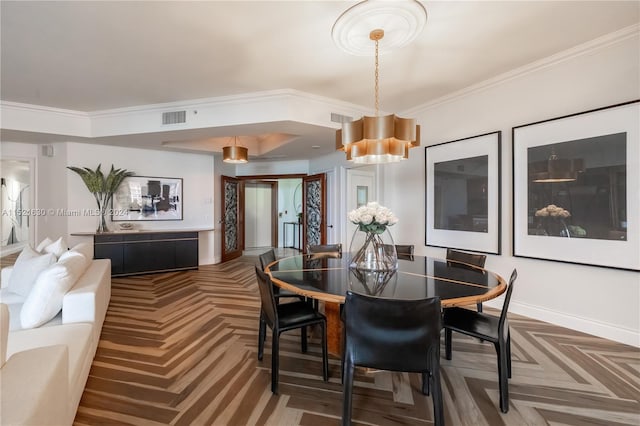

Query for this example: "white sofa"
[0,258,111,425]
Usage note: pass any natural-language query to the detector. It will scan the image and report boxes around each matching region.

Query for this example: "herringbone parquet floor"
[73,256,640,426]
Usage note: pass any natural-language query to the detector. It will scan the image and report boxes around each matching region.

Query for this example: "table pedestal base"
[324,301,343,356]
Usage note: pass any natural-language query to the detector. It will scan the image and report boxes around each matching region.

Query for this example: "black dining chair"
[342,291,444,426]
[443,268,517,413]
[394,244,414,255]
[259,249,304,300]
[446,248,487,312]
[307,243,342,255]
[254,266,329,394]
[381,244,415,260]
[258,249,307,355]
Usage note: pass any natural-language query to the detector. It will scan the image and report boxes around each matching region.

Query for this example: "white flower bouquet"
[534,204,571,218]
[348,202,399,234]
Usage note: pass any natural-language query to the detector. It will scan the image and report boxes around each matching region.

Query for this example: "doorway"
[1,158,34,256]
[220,173,325,261]
[244,181,277,250]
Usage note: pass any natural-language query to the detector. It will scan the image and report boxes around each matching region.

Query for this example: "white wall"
[236,160,309,176]
[63,143,215,263]
[1,141,216,264]
[0,143,38,253]
[245,183,272,248]
[380,32,640,346]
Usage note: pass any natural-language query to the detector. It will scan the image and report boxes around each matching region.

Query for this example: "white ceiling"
[1,1,639,160]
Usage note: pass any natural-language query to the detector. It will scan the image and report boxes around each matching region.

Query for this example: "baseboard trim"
[501,300,639,348]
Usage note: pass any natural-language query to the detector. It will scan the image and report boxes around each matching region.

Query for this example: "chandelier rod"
[371,29,384,117]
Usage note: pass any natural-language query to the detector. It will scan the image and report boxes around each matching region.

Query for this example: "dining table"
[266,252,507,355]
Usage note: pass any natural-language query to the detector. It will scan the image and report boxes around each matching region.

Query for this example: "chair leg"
[342,359,355,426]
[271,331,280,394]
[301,326,308,353]
[422,349,431,395]
[495,342,509,413]
[321,322,329,381]
[421,372,430,395]
[445,328,453,360]
[258,313,266,361]
[476,304,484,342]
[431,355,444,426]
[506,333,512,379]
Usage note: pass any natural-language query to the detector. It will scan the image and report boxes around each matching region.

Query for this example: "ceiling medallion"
[332,0,427,56]
[334,1,425,164]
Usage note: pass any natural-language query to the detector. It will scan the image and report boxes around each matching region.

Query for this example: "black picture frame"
[512,100,639,271]
[425,131,502,254]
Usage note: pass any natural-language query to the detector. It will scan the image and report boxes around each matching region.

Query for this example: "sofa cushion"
[7,322,94,420]
[0,344,69,426]
[6,246,57,298]
[42,237,69,258]
[0,298,26,332]
[0,288,26,305]
[35,237,53,253]
[20,253,87,329]
[69,242,93,261]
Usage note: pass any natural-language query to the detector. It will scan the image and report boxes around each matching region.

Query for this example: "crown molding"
[0,100,91,136]
[0,100,89,118]
[89,89,370,120]
[402,24,640,116]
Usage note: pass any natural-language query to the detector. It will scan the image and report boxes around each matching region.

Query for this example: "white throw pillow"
[69,242,93,262]
[58,249,90,277]
[20,252,87,329]
[35,237,53,253]
[6,246,57,298]
[43,237,68,258]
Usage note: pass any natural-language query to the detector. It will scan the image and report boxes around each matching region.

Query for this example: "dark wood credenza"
[79,231,199,277]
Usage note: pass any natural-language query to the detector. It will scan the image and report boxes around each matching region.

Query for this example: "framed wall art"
[425,131,502,254]
[512,100,639,271]
[112,176,183,221]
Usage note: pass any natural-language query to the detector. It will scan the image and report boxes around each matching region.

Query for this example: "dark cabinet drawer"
[152,232,197,240]
[93,231,199,277]
[95,243,124,275]
[95,234,124,243]
[123,241,175,274]
[175,239,198,268]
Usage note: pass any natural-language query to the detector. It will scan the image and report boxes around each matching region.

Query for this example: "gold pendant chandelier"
[333,1,424,164]
[222,136,248,164]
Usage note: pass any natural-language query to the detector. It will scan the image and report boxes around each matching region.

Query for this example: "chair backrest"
[395,244,414,255]
[446,248,486,269]
[498,269,517,336]
[259,249,277,270]
[307,243,342,254]
[254,266,278,327]
[343,291,441,372]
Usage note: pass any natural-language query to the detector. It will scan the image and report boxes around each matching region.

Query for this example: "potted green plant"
[67,164,134,233]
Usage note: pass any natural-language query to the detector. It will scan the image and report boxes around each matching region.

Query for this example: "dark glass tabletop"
[267,253,506,306]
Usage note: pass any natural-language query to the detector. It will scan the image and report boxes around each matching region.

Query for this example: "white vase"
[348,227,398,271]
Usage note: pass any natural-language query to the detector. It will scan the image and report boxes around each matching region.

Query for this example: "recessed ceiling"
[1,1,638,159]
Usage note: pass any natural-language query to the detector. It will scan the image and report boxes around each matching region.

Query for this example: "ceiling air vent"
[162,110,187,125]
